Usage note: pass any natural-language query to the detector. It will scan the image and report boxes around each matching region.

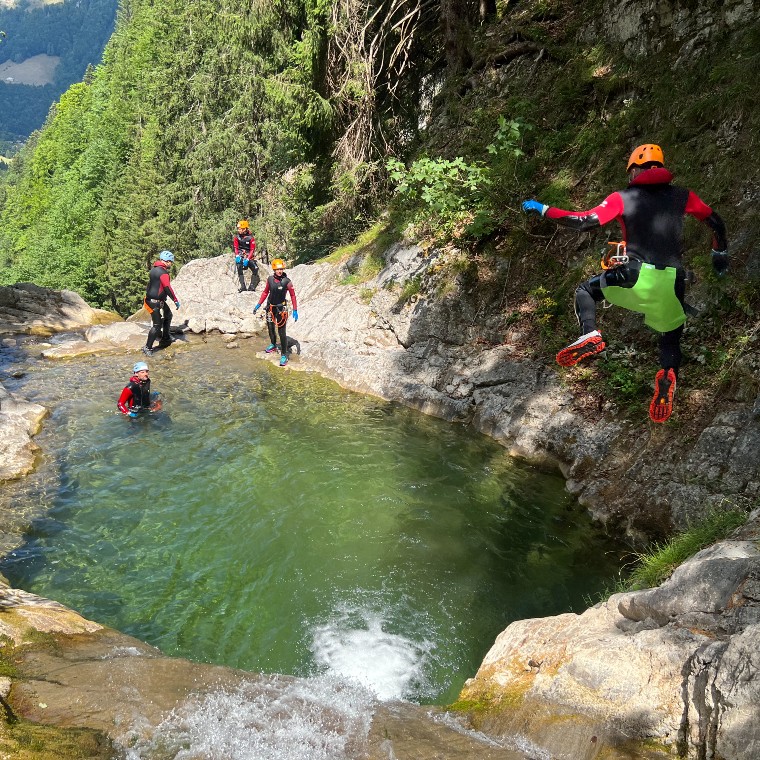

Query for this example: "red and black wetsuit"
[233,232,256,260]
[117,376,151,414]
[144,260,178,350]
[545,167,727,267]
[233,232,258,290]
[546,167,727,372]
[256,273,298,353]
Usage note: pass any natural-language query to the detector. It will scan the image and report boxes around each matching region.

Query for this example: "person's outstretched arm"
[522,192,623,231]
[253,281,270,312]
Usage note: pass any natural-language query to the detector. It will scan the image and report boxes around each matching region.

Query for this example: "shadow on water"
[0,336,626,707]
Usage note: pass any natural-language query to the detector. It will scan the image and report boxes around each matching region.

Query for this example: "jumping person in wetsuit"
[143,250,180,356]
[253,258,299,367]
[522,144,728,423]
[233,220,259,292]
[118,362,152,417]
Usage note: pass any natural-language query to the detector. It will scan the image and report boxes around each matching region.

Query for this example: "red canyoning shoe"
[649,368,677,423]
[556,330,606,367]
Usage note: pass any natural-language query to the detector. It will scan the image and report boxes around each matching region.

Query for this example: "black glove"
[711,249,728,277]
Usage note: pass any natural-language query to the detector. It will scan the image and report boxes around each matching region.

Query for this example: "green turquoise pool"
[0,339,624,705]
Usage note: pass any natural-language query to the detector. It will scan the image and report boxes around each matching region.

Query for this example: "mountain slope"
[0,0,117,140]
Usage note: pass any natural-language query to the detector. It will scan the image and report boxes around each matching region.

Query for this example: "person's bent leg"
[556,275,606,367]
[278,321,288,365]
[248,262,259,291]
[574,275,605,334]
[158,303,173,347]
[237,262,247,292]
[146,307,162,351]
[650,325,683,423]
[265,314,278,352]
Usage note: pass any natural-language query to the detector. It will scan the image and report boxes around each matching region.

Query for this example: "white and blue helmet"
[159,250,175,262]
[133,361,149,373]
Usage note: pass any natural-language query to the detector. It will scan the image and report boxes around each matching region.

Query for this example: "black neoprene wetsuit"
[257,273,298,353]
[117,377,151,414]
[144,261,178,349]
[233,232,259,290]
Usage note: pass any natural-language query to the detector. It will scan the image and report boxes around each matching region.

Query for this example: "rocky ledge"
[458,515,760,759]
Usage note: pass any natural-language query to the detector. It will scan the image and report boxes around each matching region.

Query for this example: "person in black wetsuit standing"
[253,258,299,367]
[522,143,728,423]
[233,220,259,292]
[143,250,180,356]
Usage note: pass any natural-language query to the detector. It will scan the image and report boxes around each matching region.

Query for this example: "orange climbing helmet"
[237,220,250,230]
[271,258,285,271]
[627,144,664,171]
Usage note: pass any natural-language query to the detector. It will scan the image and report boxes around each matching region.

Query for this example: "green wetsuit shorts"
[601,262,686,333]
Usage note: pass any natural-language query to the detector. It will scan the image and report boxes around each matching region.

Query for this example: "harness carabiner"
[600,241,629,270]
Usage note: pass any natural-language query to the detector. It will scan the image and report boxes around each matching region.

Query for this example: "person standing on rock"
[143,250,180,356]
[117,361,161,416]
[522,143,728,424]
[253,258,298,367]
[233,220,259,292]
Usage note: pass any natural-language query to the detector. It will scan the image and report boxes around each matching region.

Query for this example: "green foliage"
[593,507,749,601]
[596,356,651,409]
[527,286,563,340]
[625,507,748,591]
[486,116,530,159]
[1,0,440,309]
[387,117,531,241]
[399,275,422,302]
[387,155,490,216]
[339,251,384,285]
[322,221,394,264]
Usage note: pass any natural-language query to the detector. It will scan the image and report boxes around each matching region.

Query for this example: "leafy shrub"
[386,118,531,240]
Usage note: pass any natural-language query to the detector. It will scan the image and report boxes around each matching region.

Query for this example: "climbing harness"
[600,241,629,270]
[268,303,289,327]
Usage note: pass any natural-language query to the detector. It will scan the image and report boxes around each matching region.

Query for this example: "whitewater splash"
[310,604,435,701]
[124,675,375,760]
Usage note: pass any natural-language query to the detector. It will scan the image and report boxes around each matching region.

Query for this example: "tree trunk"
[479,0,496,23]
[441,0,473,76]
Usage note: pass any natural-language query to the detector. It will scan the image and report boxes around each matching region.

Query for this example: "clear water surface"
[0,337,623,705]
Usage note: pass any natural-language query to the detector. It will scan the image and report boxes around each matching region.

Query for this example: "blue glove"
[242,259,249,268]
[522,199,548,216]
[235,255,242,264]
[174,300,180,309]
[711,249,728,277]
[128,411,138,418]
[292,310,298,322]
[253,304,260,314]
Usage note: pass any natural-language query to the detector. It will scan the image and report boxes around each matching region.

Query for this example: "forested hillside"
[0,0,117,140]
[0,0,757,385]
